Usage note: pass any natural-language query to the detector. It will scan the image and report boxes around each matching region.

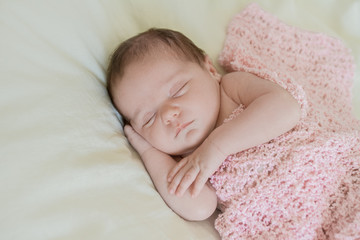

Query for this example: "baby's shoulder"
[220,71,254,88]
[217,72,247,121]
[220,71,250,96]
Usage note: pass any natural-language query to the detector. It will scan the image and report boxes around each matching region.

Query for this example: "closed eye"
[143,113,156,127]
[172,83,188,98]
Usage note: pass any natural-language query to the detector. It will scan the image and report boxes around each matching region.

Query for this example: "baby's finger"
[167,163,192,194]
[167,158,188,182]
[191,172,209,198]
[124,125,152,155]
[123,125,133,138]
[174,167,200,197]
[124,125,141,144]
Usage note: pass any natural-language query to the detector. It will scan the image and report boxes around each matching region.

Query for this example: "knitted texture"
[210,4,360,240]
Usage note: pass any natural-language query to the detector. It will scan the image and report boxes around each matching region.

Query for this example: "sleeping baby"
[106,4,360,239]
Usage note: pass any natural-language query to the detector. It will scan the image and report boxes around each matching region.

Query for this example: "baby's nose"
[163,105,180,125]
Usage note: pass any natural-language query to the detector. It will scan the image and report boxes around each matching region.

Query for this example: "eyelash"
[144,113,155,127]
[172,83,187,97]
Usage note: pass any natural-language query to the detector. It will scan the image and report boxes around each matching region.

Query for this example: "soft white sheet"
[0,0,359,239]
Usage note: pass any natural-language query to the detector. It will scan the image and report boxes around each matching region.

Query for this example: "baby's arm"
[124,125,217,221]
[168,72,301,197]
[210,71,301,154]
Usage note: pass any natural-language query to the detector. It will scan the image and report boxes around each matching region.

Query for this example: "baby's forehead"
[116,56,192,120]
[143,45,189,64]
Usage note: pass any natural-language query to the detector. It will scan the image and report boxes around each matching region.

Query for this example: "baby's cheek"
[146,130,166,150]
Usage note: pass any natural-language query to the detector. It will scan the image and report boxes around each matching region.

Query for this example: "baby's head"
[107,28,206,99]
[107,28,221,156]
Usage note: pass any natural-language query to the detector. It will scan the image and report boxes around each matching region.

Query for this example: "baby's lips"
[175,121,193,137]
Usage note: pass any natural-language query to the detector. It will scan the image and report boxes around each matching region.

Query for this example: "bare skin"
[114,52,301,220]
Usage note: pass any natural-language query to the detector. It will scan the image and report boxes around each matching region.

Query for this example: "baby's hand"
[167,142,226,198]
[124,125,153,157]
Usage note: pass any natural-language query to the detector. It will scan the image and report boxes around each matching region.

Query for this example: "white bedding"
[1,1,359,239]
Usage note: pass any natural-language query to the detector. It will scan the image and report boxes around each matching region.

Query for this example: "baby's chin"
[165,128,210,156]
[168,145,195,158]
[174,130,209,156]
[168,140,202,157]
[178,148,195,158]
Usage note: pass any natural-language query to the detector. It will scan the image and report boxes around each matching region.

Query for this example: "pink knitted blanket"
[210,4,360,240]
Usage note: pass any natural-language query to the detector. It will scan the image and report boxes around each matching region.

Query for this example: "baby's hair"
[106,28,206,111]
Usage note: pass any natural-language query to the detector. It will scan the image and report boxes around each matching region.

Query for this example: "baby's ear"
[204,55,221,82]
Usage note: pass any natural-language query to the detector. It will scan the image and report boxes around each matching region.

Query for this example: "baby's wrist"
[205,139,229,162]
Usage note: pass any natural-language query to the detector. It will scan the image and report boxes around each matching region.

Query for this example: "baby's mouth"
[175,121,193,137]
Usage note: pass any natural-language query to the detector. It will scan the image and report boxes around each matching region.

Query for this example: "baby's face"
[113,53,221,156]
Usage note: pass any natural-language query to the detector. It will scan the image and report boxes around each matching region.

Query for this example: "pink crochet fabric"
[210,4,360,240]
